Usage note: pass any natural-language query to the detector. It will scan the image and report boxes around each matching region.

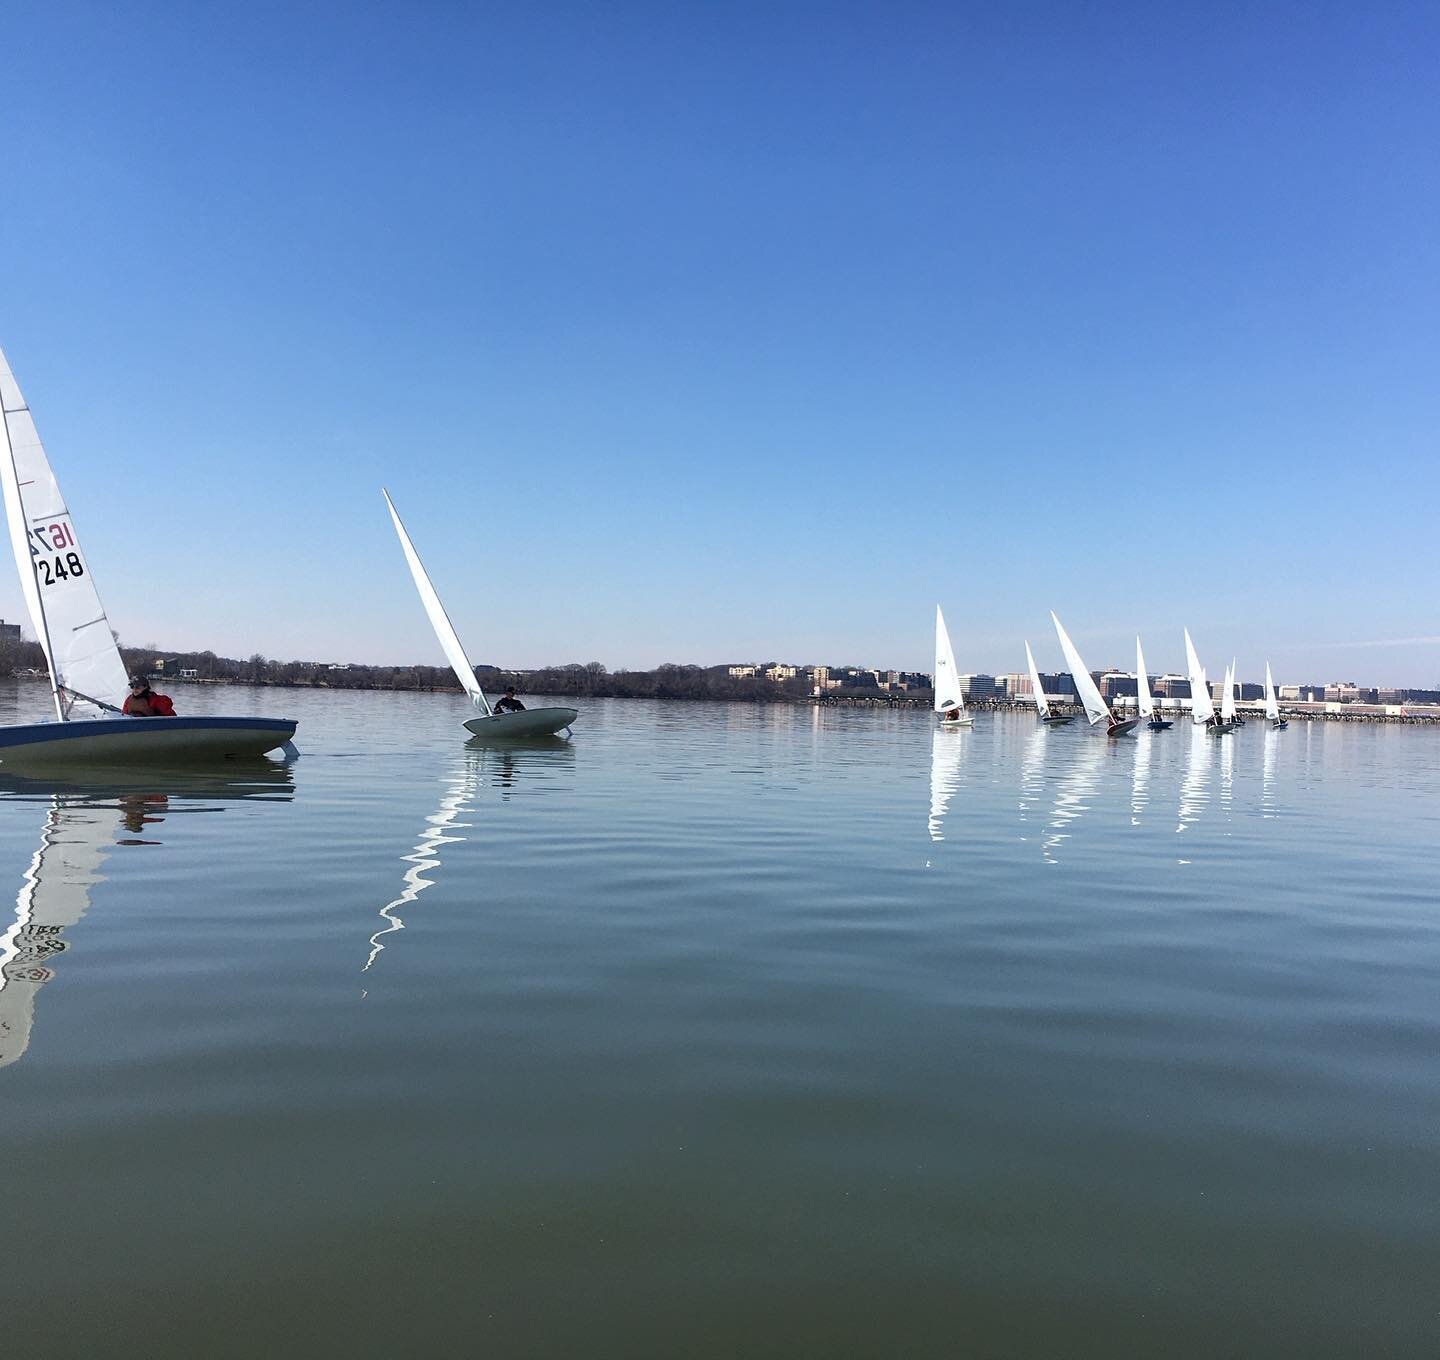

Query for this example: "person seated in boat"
[123,676,176,717]
[494,686,526,714]
[943,705,962,723]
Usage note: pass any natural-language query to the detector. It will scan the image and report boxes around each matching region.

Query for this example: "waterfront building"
[0,619,20,643]
[1099,671,1138,701]
[957,673,1000,699]
[1000,672,1032,697]
[728,665,757,678]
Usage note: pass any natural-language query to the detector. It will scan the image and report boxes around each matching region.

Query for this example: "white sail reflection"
[1,765,293,1068]
[1130,728,1157,825]
[1042,734,1104,863]
[1218,729,1235,834]
[0,797,115,1069]
[363,738,576,975]
[1176,725,1213,849]
[1017,722,1049,834]
[927,727,966,842]
[363,757,479,975]
[1262,727,1280,819]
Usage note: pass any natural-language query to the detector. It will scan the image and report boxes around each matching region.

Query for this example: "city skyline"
[2,4,1436,683]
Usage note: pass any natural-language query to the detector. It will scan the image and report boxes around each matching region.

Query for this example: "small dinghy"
[1136,637,1172,730]
[383,491,577,740]
[0,347,295,765]
[1025,640,1074,725]
[1051,611,1138,737]
[933,605,973,727]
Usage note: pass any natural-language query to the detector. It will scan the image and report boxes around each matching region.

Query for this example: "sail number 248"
[28,521,86,587]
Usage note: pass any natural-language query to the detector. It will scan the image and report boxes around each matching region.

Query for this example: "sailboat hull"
[0,716,297,765]
[1106,718,1141,738]
[464,707,578,739]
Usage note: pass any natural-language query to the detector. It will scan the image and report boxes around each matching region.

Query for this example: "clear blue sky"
[2,1,1436,684]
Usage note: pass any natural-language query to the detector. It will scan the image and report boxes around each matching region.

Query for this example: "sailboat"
[1263,662,1287,730]
[383,490,578,738]
[1225,659,1245,726]
[1050,612,1138,737]
[1184,627,1233,737]
[1025,640,1073,724]
[0,348,297,763]
[933,605,973,727]
[1136,636,1172,730]
[1221,660,1241,728]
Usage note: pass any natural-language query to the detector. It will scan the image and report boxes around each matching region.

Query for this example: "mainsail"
[933,606,963,714]
[1050,612,1110,728]
[1264,662,1280,723]
[1024,640,1050,719]
[383,490,491,715]
[1221,661,1238,724]
[1136,637,1154,719]
[0,348,129,719]
[1184,628,1214,725]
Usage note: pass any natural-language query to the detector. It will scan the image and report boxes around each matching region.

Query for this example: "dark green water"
[1,686,1436,1357]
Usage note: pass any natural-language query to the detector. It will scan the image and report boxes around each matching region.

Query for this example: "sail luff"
[1024,640,1049,718]
[382,490,491,714]
[0,397,60,720]
[1136,637,1154,718]
[1184,628,1214,725]
[1264,662,1279,722]
[1050,612,1110,727]
[933,606,963,714]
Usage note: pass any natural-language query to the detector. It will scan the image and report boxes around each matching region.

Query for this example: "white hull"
[463,707,577,739]
[0,716,297,766]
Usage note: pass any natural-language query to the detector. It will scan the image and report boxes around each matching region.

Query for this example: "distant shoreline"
[7,672,1433,725]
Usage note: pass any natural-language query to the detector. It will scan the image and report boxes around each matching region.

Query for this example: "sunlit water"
[1,683,1437,1357]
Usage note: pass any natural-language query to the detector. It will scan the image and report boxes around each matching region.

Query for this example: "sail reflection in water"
[363,737,575,975]
[1262,728,1280,818]
[1042,734,1104,863]
[1016,722,1049,836]
[927,727,966,843]
[1131,728,1157,825]
[1176,725,1213,850]
[0,764,294,1069]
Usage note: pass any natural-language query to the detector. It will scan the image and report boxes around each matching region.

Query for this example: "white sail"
[1050,612,1110,728]
[1221,661,1238,724]
[0,348,129,718]
[1136,637,1154,719]
[1264,662,1280,722]
[1184,628,1214,725]
[1024,640,1050,719]
[383,490,491,715]
[933,606,963,715]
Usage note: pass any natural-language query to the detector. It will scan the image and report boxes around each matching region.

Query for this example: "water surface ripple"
[1,685,1436,1357]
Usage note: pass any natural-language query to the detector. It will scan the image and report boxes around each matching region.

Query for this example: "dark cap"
[129,675,148,687]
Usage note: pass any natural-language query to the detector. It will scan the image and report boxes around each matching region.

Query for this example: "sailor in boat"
[494,686,526,714]
[942,703,963,724]
[122,676,176,717]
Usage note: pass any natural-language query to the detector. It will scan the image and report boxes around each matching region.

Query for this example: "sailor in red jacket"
[123,675,176,717]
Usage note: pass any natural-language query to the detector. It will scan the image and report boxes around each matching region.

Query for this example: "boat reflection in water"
[1130,727,1157,826]
[1175,725,1214,852]
[0,762,295,1070]
[927,726,966,843]
[1042,732,1104,864]
[1262,727,1280,819]
[363,737,575,976]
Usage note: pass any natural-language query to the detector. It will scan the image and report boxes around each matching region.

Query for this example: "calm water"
[1,683,1437,1358]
